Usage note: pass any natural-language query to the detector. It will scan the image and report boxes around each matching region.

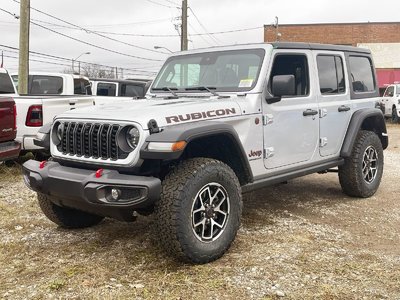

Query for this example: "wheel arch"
[140,121,253,185]
[341,108,388,158]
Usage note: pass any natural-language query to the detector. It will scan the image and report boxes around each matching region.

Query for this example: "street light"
[154,46,173,53]
[72,52,91,74]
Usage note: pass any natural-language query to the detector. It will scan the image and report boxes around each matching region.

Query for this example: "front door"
[262,50,319,169]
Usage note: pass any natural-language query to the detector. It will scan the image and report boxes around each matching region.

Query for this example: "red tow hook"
[39,161,47,169]
[95,168,104,178]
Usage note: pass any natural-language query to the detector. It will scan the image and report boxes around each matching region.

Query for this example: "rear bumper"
[22,160,161,221]
[0,141,21,161]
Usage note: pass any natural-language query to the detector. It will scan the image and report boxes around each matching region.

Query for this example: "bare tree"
[63,64,116,79]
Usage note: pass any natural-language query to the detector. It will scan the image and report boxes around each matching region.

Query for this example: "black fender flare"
[33,122,52,150]
[140,121,253,182]
[341,108,388,157]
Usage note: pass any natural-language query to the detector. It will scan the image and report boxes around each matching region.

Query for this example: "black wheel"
[38,193,104,228]
[392,106,399,123]
[339,130,384,198]
[155,158,242,264]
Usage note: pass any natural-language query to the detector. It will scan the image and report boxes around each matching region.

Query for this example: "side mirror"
[272,75,296,97]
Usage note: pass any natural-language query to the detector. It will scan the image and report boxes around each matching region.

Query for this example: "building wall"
[264,22,400,46]
[358,43,400,68]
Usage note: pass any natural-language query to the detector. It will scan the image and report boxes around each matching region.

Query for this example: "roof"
[271,42,371,54]
[264,21,400,27]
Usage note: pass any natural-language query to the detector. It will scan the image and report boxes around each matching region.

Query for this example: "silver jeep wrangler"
[23,42,388,263]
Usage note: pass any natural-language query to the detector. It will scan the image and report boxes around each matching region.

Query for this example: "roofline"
[271,42,371,54]
[89,78,148,84]
[264,21,400,27]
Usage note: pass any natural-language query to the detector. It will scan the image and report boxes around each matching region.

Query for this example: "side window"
[97,82,117,96]
[349,56,375,93]
[30,76,63,95]
[120,84,144,97]
[317,55,346,94]
[74,79,92,95]
[269,54,309,96]
[384,86,394,97]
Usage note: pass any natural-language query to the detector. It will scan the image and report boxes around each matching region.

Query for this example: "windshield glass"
[152,49,265,93]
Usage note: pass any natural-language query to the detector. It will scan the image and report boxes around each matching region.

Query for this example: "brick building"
[264,22,400,92]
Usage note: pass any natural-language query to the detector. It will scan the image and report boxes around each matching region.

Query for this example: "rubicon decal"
[166,108,237,124]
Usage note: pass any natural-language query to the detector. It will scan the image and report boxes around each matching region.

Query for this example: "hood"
[56,97,242,129]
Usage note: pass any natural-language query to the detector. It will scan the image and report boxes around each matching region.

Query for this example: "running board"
[242,159,344,193]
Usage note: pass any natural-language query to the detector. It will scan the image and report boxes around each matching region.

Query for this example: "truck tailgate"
[0,97,16,143]
[42,96,94,124]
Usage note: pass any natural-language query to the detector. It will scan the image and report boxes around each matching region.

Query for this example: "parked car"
[0,97,20,161]
[11,72,92,96]
[23,42,387,263]
[90,78,151,98]
[380,83,400,122]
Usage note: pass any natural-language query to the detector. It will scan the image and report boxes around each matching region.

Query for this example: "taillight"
[13,104,17,130]
[26,105,43,127]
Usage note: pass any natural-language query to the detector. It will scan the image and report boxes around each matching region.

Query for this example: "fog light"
[111,188,121,201]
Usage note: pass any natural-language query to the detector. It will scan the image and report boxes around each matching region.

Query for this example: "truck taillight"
[26,105,43,127]
[13,104,17,130]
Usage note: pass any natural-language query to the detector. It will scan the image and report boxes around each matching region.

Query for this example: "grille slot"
[59,122,125,160]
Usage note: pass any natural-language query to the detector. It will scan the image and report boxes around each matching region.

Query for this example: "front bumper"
[0,141,21,161]
[22,160,161,221]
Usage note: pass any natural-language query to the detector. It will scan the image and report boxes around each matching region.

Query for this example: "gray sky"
[0,0,398,78]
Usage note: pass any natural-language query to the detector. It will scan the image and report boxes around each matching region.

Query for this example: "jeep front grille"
[57,122,128,160]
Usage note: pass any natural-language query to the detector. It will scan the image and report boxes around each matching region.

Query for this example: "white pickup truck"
[380,83,400,122]
[11,72,92,96]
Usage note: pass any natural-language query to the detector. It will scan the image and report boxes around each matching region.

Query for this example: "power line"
[11,0,168,55]
[0,44,159,74]
[144,0,179,9]
[188,7,220,46]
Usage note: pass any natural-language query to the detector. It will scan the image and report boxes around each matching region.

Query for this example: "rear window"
[0,73,15,94]
[74,79,92,95]
[120,83,144,97]
[97,82,117,96]
[30,75,63,95]
[349,56,375,93]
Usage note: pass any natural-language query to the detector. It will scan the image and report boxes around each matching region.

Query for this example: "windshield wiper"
[152,87,178,97]
[185,86,219,96]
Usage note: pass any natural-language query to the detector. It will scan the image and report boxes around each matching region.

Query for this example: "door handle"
[303,109,318,116]
[338,105,350,112]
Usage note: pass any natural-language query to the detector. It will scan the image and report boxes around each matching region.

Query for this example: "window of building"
[97,82,117,96]
[349,56,375,93]
[317,55,346,94]
[269,54,309,96]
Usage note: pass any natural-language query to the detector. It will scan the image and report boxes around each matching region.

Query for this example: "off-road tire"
[339,130,384,198]
[38,193,104,228]
[155,158,242,264]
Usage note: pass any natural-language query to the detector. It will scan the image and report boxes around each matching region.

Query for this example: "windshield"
[0,73,16,94]
[152,49,265,93]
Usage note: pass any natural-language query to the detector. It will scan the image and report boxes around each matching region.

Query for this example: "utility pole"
[180,0,188,51]
[18,0,30,94]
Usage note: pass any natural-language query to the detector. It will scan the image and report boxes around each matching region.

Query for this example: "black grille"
[58,122,126,160]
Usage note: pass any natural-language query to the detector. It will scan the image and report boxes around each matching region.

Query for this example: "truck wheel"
[38,193,104,228]
[392,107,399,123]
[155,158,242,264]
[339,130,384,198]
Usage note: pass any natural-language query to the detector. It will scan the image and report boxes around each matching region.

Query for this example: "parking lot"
[0,124,399,300]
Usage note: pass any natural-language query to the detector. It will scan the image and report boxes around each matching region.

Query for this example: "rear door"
[41,96,94,124]
[315,51,352,157]
[381,86,394,117]
[0,98,16,142]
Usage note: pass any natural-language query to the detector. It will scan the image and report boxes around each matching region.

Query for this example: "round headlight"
[52,122,63,146]
[126,126,140,149]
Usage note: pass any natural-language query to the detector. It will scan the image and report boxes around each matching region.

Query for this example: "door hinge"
[320,137,328,147]
[264,147,275,159]
[262,114,274,126]
[319,108,328,118]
